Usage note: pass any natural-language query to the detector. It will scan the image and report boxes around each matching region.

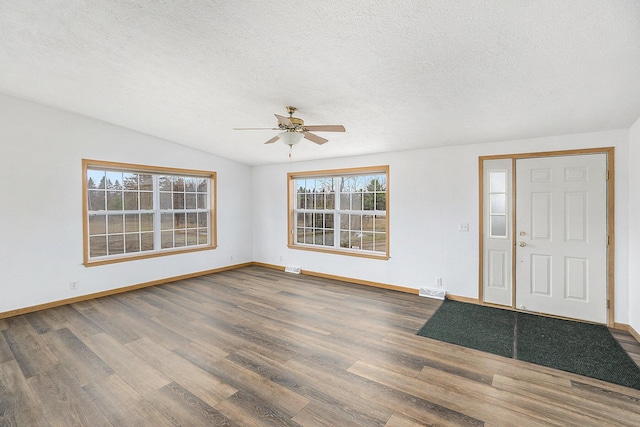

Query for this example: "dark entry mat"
[417,299,640,390]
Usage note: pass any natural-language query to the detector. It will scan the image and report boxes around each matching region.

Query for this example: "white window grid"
[87,170,211,260]
[293,174,387,254]
[488,170,509,239]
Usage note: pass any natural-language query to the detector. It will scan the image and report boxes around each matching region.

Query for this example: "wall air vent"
[284,265,301,274]
[419,287,446,300]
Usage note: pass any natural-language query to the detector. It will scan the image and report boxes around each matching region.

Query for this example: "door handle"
[518,241,526,247]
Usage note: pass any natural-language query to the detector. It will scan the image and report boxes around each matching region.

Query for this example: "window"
[288,166,389,258]
[488,170,508,238]
[83,160,216,266]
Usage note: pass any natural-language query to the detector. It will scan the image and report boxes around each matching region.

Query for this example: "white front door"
[514,154,608,323]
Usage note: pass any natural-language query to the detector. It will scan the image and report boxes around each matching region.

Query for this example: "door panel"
[515,154,607,323]
[531,254,551,296]
[488,249,508,289]
[565,257,588,300]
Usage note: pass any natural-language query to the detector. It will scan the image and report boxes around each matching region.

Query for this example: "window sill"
[287,244,389,260]
[83,245,217,267]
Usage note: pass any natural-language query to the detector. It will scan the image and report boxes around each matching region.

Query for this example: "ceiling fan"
[234,106,346,155]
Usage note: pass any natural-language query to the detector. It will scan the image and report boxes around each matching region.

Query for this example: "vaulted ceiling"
[1,1,639,165]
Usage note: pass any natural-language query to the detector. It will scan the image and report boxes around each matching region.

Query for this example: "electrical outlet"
[435,277,442,287]
[458,223,469,232]
[69,280,78,290]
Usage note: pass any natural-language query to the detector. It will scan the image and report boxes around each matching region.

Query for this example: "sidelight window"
[488,170,508,238]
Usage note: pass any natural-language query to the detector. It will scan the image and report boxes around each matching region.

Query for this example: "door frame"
[478,147,615,326]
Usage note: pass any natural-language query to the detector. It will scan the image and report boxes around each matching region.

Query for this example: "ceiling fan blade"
[274,114,292,127]
[303,131,328,145]
[303,125,346,132]
[264,135,280,144]
[233,127,279,130]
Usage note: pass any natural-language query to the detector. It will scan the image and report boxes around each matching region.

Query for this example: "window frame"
[287,166,389,259]
[82,159,217,266]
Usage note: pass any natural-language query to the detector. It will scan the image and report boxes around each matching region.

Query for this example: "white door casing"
[514,154,607,324]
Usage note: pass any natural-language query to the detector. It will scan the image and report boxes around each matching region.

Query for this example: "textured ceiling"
[1,1,639,166]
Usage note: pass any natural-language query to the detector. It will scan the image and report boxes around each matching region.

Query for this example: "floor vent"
[284,265,301,274]
[419,287,446,300]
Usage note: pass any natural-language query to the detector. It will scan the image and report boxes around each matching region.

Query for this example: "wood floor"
[1,266,640,426]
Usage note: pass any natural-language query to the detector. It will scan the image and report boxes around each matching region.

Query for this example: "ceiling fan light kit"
[279,130,303,146]
[234,106,346,158]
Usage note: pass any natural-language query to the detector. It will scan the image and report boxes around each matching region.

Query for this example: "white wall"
[628,116,640,333]
[0,93,253,313]
[2,91,634,326]
[252,129,631,323]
